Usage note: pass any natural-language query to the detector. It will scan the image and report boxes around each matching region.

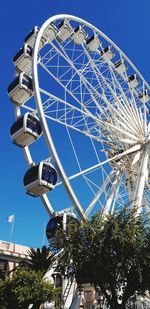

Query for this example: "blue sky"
[0,0,150,248]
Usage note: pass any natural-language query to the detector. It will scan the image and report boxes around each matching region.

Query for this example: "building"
[0,240,30,278]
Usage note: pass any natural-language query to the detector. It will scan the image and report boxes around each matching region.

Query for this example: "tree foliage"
[27,245,55,274]
[56,207,150,309]
[0,267,55,309]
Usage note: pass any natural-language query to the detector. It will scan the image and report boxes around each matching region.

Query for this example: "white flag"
[7,215,15,223]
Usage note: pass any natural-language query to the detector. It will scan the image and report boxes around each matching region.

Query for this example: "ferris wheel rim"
[31,14,149,218]
[33,14,150,89]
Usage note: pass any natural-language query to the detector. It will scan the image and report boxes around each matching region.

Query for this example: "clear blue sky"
[0,0,150,248]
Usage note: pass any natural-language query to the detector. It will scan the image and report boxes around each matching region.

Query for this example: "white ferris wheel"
[8,14,150,221]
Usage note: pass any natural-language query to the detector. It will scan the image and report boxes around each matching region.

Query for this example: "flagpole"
[10,215,15,243]
[42,223,46,246]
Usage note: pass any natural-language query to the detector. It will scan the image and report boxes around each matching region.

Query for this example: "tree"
[56,207,150,309]
[0,267,56,309]
[27,245,55,274]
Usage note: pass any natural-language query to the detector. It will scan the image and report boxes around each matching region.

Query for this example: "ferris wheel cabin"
[23,161,58,196]
[10,113,42,148]
[46,213,77,247]
[72,25,87,45]
[138,90,150,104]
[128,74,139,88]
[101,46,115,62]
[86,34,101,52]
[8,72,33,105]
[44,22,58,41]
[114,59,128,75]
[57,20,72,41]
[24,26,46,50]
[13,44,33,75]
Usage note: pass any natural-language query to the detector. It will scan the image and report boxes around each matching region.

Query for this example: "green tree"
[27,245,55,274]
[56,207,150,309]
[0,267,55,309]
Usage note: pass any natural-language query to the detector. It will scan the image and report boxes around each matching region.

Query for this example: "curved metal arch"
[33,14,150,89]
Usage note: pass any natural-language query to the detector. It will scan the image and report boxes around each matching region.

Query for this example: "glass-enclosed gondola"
[13,44,33,74]
[101,46,115,62]
[57,20,72,41]
[23,161,57,196]
[10,112,43,147]
[44,22,58,42]
[24,26,46,50]
[8,72,33,105]
[128,74,139,88]
[86,34,101,52]
[72,25,87,45]
[46,213,77,248]
[138,90,150,103]
[114,59,128,75]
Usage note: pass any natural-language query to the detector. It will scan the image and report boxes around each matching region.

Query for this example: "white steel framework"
[11,14,150,220]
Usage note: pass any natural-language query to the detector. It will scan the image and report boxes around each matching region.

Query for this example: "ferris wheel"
[8,14,150,221]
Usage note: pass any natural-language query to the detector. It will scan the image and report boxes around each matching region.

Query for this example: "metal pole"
[103,170,120,216]
[134,145,149,214]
